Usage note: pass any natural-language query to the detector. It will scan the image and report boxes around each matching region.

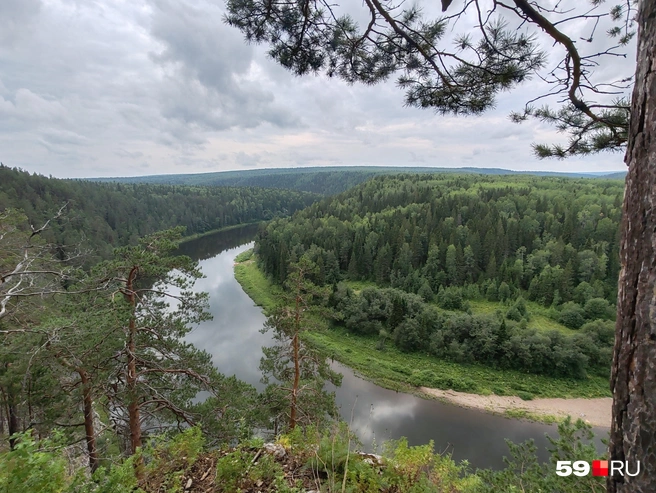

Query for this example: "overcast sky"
[0,0,635,178]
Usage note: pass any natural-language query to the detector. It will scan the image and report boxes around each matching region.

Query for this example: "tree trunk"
[609,2,656,491]
[127,317,141,456]
[79,369,99,473]
[290,292,301,430]
[7,397,18,450]
[124,266,143,479]
[290,332,300,430]
[1,381,20,451]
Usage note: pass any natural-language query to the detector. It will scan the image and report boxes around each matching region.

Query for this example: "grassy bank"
[233,250,282,313]
[234,252,611,403]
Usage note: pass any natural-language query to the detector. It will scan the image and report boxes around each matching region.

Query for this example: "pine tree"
[93,228,214,463]
[260,258,341,431]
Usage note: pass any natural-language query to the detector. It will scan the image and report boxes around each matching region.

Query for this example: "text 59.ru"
[556,460,640,478]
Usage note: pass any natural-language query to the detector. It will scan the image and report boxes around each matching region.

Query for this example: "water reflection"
[182,240,273,392]
[177,223,261,261]
[330,362,566,467]
[182,225,607,470]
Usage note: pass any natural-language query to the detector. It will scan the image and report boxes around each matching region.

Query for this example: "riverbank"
[420,387,611,427]
[234,252,612,426]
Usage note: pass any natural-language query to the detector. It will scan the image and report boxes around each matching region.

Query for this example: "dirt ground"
[419,387,612,427]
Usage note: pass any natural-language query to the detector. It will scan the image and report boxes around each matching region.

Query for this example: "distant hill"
[92,166,626,195]
[0,165,318,262]
[598,171,627,180]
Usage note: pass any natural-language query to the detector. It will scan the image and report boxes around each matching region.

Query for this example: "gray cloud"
[234,151,262,168]
[0,0,632,178]
[149,0,299,133]
[0,0,41,46]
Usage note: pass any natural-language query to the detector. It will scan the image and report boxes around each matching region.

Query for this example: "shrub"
[558,303,586,329]
[506,306,522,322]
[0,432,72,493]
[583,298,613,321]
[436,286,465,310]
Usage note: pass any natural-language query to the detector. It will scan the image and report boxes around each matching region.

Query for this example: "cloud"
[114,149,145,159]
[0,0,42,46]
[234,151,262,168]
[149,0,299,133]
[0,0,632,178]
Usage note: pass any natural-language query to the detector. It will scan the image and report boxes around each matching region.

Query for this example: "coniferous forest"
[255,174,622,380]
[0,165,318,261]
[93,165,624,196]
[0,168,624,492]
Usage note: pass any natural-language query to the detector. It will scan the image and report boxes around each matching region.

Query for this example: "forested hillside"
[93,166,624,196]
[0,170,619,491]
[0,165,318,260]
[255,174,623,380]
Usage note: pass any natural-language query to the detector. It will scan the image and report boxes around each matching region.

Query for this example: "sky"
[0,0,635,178]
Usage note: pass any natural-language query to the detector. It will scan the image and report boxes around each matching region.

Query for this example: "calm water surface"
[178,225,606,470]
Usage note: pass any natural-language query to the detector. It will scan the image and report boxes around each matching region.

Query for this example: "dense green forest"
[1,170,617,492]
[254,174,623,380]
[93,166,624,196]
[0,165,318,260]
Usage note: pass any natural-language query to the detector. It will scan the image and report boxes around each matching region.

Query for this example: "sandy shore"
[420,387,611,428]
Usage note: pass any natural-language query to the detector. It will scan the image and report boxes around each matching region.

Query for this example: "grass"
[344,280,378,294]
[233,249,281,313]
[233,249,253,263]
[233,257,611,403]
[504,409,560,425]
[343,282,576,335]
[468,300,575,334]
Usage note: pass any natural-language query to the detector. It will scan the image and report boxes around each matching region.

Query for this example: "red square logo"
[592,460,609,477]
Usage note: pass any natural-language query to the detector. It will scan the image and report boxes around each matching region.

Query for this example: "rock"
[357,452,384,467]
[263,442,287,459]
[184,478,192,490]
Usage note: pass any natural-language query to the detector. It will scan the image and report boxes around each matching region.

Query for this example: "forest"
[0,165,318,261]
[254,174,623,380]
[0,170,620,492]
[92,165,623,196]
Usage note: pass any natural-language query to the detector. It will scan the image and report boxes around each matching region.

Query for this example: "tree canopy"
[226,0,636,158]
[0,165,318,262]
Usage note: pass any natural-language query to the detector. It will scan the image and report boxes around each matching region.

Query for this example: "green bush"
[558,303,586,329]
[583,298,613,321]
[0,432,73,493]
[477,417,605,492]
[506,306,522,322]
[215,449,252,492]
[437,286,466,310]
[409,369,439,387]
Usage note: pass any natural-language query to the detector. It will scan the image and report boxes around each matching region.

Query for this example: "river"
[178,224,605,470]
